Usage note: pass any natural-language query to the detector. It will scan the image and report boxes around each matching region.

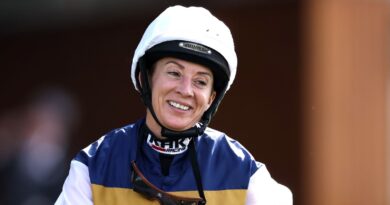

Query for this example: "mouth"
[168,100,191,111]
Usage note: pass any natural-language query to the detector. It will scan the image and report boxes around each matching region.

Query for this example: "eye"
[194,79,208,88]
[167,70,181,78]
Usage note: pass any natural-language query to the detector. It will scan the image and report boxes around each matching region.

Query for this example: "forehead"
[154,57,213,76]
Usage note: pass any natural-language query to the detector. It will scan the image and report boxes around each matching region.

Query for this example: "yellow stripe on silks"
[92,184,247,205]
[204,189,247,205]
[92,184,159,205]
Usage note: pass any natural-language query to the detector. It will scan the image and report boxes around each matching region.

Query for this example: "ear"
[205,91,217,110]
[137,72,143,89]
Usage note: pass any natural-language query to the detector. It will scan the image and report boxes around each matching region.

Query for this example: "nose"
[176,77,194,97]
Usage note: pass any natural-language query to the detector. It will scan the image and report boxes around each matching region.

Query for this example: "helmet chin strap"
[138,58,208,140]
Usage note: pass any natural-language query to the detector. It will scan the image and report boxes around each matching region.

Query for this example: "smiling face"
[145,57,216,138]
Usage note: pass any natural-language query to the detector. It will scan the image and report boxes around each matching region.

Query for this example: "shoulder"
[74,120,143,166]
[202,127,254,158]
[200,127,261,174]
[202,127,244,145]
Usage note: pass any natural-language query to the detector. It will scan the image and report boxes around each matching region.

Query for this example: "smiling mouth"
[168,101,191,111]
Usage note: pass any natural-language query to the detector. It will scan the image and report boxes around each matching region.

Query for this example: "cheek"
[151,79,173,106]
[151,83,163,107]
[201,93,213,110]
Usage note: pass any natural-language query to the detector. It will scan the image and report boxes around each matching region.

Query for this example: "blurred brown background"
[0,0,389,205]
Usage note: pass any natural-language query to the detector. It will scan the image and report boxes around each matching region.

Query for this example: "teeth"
[169,101,189,111]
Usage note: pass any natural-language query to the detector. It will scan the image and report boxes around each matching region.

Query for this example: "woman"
[55,5,292,205]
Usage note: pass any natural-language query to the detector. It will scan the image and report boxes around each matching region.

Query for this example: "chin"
[164,120,194,131]
[166,124,190,131]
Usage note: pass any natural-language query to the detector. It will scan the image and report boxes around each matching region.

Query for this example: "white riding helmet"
[131,5,237,93]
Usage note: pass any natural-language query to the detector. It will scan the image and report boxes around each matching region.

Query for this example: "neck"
[145,110,165,140]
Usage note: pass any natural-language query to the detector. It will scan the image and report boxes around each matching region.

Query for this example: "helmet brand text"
[179,42,212,55]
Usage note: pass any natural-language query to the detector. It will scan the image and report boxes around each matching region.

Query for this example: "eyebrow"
[165,60,213,77]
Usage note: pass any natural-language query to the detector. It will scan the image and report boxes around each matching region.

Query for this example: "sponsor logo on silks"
[147,134,191,155]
